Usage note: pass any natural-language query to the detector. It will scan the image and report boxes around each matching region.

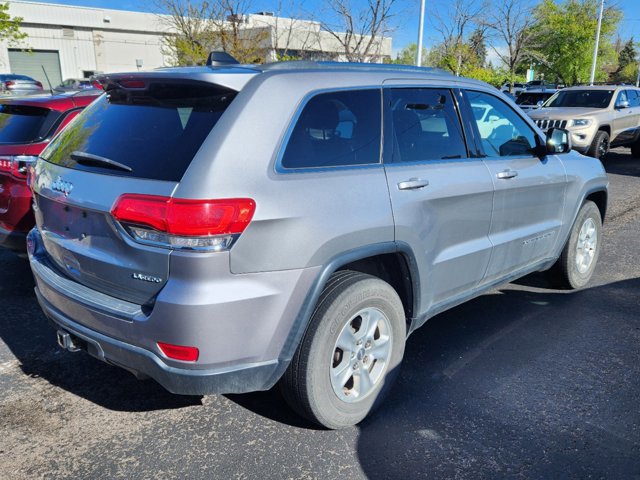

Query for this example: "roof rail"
[258,60,451,75]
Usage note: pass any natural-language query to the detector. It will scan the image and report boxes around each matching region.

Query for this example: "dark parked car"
[516,89,557,111]
[0,90,101,251]
[0,74,44,95]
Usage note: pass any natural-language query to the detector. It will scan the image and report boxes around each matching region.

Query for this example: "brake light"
[5,80,15,87]
[157,342,199,362]
[118,80,146,89]
[35,81,43,88]
[0,155,38,179]
[111,194,255,251]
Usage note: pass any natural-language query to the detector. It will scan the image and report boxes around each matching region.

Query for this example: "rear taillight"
[5,80,15,87]
[35,81,43,89]
[91,80,104,90]
[0,155,38,179]
[111,194,255,251]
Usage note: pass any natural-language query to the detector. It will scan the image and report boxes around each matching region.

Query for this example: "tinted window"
[389,88,466,162]
[545,90,613,108]
[465,90,536,157]
[281,89,381,169]
[628,90,640,107]
[42,81,236,181]
[0,104,56,143]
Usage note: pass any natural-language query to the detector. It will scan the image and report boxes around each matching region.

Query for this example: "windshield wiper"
[70,151,133,173]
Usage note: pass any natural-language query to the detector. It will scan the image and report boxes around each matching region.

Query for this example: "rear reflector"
[157,342,199,362]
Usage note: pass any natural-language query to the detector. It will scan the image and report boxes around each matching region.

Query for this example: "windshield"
[516,92,554,106]
[544,90,614,108]
[0,104,55,143]
[42,81,237,181]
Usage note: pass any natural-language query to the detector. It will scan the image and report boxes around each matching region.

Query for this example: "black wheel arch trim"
[264,241,421,389]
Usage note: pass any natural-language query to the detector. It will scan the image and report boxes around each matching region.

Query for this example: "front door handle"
[398,178,429,190]
[496,169,518,179]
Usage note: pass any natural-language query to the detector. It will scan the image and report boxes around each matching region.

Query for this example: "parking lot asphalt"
[1,148,639,480]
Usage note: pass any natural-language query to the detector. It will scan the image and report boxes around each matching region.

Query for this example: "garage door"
[8,49,62,89]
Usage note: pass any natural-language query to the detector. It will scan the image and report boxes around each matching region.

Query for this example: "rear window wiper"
[70,151,133,173]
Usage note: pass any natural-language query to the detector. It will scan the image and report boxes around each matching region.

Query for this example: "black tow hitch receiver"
[56,330,83,352]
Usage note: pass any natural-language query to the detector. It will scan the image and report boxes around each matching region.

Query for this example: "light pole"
[589,0,605,85]
[416,0,426,66]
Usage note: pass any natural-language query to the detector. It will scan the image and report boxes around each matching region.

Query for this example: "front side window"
[465,90,536,157]
[280,89,381,169]
[628,90,640,107]
[388,88,467,163]
[616,90,629,108]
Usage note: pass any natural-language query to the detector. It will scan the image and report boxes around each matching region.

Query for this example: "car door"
[461,89,567,284]
[612,90,637,144]
[383,86,494,313]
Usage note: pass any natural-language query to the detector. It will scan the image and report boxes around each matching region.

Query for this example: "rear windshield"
[42,81,237,181]
[0,104,55,143]
[544,90,613,108]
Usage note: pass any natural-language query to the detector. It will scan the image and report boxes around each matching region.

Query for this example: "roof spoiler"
[206,51,240,67]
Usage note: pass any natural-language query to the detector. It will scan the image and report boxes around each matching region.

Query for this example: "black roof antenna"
[41,65,53,94]
[206,51,240,66]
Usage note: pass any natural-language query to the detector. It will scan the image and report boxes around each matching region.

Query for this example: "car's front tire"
[280,271,406,429]
[587,130,609,160]
[549,201,602,289]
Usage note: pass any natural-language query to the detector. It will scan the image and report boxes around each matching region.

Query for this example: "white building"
[0,1,392,88]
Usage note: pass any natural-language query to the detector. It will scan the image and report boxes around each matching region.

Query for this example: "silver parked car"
[0,74,44,95]
[28,61,608,429]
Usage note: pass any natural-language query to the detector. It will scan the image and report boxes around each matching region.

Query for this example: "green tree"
[392,43,427,66]
[529,0,622,85]
[614,37,637,82]
[468,28,487,67]
[0,3,27,45]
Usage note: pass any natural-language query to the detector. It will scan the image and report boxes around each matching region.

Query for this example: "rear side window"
[0,105,56,143]
[389,88,467,163]
[42,81,237,182]
[281,89,381,169]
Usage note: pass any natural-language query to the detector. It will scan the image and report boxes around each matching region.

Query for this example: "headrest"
[305,100,340,131]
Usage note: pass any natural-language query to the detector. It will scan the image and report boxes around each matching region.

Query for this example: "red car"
[0,90,101,251]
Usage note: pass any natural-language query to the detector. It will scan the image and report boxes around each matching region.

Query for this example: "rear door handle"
[496,170,518,179]
[398,178,429,190]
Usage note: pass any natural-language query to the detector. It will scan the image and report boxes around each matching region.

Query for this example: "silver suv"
[527,85,640,159]
[28,62,608,429]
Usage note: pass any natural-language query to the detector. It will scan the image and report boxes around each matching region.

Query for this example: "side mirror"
[545,127,572,154]
[616,100,630,109]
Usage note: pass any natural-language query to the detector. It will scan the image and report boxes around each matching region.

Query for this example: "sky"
[15,0,640,57]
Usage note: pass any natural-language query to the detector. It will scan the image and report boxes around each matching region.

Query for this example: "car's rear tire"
[548,201,602,289]
[587,131,609,159]
[280,271,406,429]
[631,139,640,158]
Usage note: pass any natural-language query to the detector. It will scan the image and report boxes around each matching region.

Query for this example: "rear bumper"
[28,228,320,395]
[36,287,280,395]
